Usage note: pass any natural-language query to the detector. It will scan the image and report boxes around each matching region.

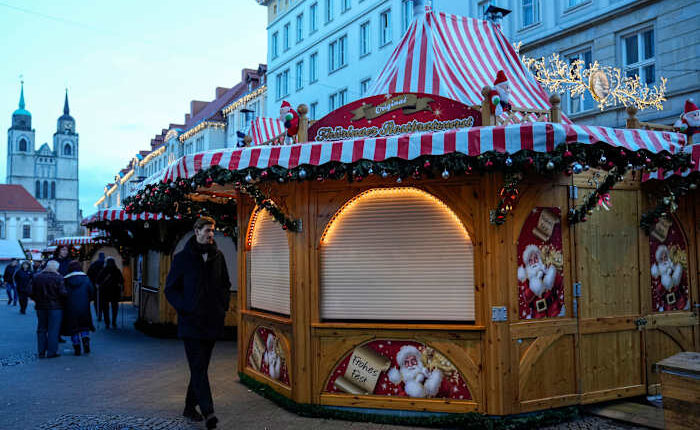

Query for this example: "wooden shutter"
[249,210,290,315]
[321,188,475,321]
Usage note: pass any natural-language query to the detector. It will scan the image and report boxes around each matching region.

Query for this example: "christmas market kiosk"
[126,7,698,422]
[82,207,238,337]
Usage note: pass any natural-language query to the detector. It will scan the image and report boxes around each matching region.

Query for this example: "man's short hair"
[193,216,216,230]
[45,260,60,272]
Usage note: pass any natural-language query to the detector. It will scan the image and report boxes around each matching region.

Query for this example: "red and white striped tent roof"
[82,208,171,225]
[163,123,687,182]
[50,236,100,246]
[368,7,561,120]
[250,117,285,146]
[643,143,700,181]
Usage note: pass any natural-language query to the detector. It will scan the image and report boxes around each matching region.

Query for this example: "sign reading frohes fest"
[308,93,482,142]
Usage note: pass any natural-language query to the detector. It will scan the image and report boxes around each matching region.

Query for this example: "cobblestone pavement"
[0,298,650,429]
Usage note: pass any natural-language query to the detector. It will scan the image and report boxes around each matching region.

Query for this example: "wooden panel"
[519,335,577,402]
[320,393,479,413]
[644,328,691,387]
[660,371,700,430]
[580,331,642,393]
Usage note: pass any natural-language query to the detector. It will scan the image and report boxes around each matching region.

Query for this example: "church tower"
[6,81,37,194]
[52,90,80,235]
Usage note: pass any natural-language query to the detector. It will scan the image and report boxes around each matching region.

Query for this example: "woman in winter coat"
[96,257,123,329]
[13,261,33,314]
[61,261,96,355]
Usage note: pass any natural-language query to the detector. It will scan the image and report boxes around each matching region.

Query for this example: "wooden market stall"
[128,7,698,420]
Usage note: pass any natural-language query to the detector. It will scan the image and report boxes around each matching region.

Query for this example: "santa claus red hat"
[395,345,422,367]
[684,99,699,115]
[493,70,508,86]
[522,244,542,265]
[281,100,291,109]
[655,244,670,263]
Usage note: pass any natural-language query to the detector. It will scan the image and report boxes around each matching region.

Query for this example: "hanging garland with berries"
[640,175,699,234]
[567,165,628,224]
[490,173,522,225]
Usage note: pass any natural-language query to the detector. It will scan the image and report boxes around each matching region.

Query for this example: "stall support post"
[625,106,641,129]
[549,94,561,123]
[297,104,309,143]
[481,86,494,126]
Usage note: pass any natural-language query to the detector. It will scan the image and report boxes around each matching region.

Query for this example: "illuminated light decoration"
[320,187,469,245]
[164,128,180,142]
[178,121,226,143]
[139,145,167,167]
[120,169,134,184]
[246,206,265,250]
[94,195,106,207]
[221,85,267,117]
[105,183,118,197]
[522,53,667,111]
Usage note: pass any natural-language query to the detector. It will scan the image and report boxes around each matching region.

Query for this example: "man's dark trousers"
[184,338,216,416]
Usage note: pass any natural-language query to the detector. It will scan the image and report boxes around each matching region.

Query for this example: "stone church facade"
[5,83,80,240]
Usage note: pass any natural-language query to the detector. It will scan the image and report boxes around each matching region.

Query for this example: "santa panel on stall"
[649,217,690,312]
[89,246,123,271]
[245,326,291,387]
[174,231,238,291]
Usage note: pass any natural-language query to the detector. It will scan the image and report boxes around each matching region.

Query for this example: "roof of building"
[0,185,46,212]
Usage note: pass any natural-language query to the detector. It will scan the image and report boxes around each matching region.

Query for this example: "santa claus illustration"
[489,70,512,116]
[675,99,700,142]
[518,244,559,316]
[279,100,300,144]
[263,333,282,380]
[387,345,442,398]
[651,245,686,310]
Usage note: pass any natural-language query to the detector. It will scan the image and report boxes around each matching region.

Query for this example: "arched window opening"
[320,187,475,322]
[18,138,27,152]
[63,143,72,156]
[51,182,56,199]
[42,181,48,199]
[35,181,41,198]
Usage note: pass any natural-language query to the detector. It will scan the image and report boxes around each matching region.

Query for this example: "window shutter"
[146,250,160,290]
[249,210,290,315]
[321,188,475,321]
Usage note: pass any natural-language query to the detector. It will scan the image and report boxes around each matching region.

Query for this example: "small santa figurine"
[517,244,559,317]
[279,100,299,145]
[489,70,512,116]
[387,345,442,398]
[262,334,282,380]
[651,245,687,311]
[674,99,700,143]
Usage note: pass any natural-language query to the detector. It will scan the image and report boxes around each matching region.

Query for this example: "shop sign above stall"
[308,92,481,142]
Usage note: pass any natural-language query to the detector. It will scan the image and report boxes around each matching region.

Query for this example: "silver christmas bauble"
[298,169,307,179]
[572,162,583,174]
[441,169,450,179]
[505,157,513,167]
[599,155,607,164]
[546,161,555,170]
[245,174,254,183]
[381,170,389,179]
[396,177,403,183]
[690,183,698,190]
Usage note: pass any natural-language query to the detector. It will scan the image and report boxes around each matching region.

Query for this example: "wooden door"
[573,185,647,403]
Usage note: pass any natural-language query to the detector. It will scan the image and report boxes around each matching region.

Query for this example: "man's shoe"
[46,353,60,359]
[82,337,90,354]
[182,408,203,422]
[205,414,218,429]
[73,344,81,356]
[38,352,46,359]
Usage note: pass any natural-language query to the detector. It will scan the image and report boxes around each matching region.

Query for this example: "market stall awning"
[50,236,101,246]
[643,143,700,181]
[368,7,559,120]
[82,208,172,225]
[162,123,686,182]
[0,239,26,261]
[251,117,285,145]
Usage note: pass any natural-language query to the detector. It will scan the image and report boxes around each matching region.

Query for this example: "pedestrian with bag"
[30,260,67,358]
[96,257,123,329]
[3,258,18,306]
[165,217,230,429]
[61,261,96,355]
[13,261,33,314]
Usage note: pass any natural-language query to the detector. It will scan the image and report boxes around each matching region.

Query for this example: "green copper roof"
[13,81,30,117]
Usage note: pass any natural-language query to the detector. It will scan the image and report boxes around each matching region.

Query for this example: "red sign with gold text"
[308,92,481,142]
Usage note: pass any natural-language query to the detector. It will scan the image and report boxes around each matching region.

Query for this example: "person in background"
[61,261,95,355]
[54,246,74,276]
[3,258,19,306]
[96,257,123,329]
[165,216,231,429]
[87,253,106,322]
[30,260,67,358]
[13,261,33,314]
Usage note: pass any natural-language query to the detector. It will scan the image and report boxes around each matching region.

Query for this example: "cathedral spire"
[63,89,69,115]
[19,80,25,110]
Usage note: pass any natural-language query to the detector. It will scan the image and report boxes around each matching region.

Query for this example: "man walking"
[30,260,67,358]
[3,258,19,306]
[165,217,230,429]
[87,253,106,321]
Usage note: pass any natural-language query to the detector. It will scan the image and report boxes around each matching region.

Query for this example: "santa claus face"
[684,109,700,127]
[400,355,426,383]
[403,355,418,368]
[495,82,510,103]
[655,251,681,290]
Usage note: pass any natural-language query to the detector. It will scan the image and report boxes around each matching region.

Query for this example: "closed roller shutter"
[249,210,290,315]
[321,188,475,321]
[146,250,160,291]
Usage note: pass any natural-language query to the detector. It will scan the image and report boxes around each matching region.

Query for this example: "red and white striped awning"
[251,117,285,145]
[643,143,700,181]
[162,123,687,182]
[82,208,170,225]
[368,7,564,121]
[50,236,99,246]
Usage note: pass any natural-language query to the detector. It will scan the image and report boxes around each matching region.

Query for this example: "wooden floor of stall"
[235,170,698,415]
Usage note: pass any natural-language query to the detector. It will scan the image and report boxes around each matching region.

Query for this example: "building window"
[380,9,392,46]
[271,32,279,59]
[296,13,304,42]
[310,102,318,120]
[565,49,595,114]
[402,0,414,32]
[22,224,31,240]
[18,138,27,152]
[63,143,72,156]
[51,181,56,199]
[521,0,540,28]
[0,221,4,239]
[329,35,347,72]
[329,88,348,110]
[276,69,290,99]
[622,27,655,84]
[309,52,318,83]
[195,136,204,152]
[360,21,371,56]
[310,2,318,32]
[35,180,41,198]
[567,0,588,7]
[360,78,372,96]
[325,0,333,23]
[283,22,290,51]
[43,181,48,199]
[341,0,350,13]
[296,60,304,90]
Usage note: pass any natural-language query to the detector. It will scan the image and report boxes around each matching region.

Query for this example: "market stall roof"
[367,6,561,121]
[0,239,26,261]
[251,117,285,146]
[162,123,687,182]
[82,208,173,225]
[50,236,101,246]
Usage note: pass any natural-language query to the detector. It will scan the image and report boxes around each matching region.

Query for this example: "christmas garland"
[491,173,522,225]
[640,176,699,234]
[567,165,628,224]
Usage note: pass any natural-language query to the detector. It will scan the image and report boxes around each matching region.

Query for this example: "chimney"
[190,100,208,117]
[216,87,230,98]
[185,113,191,123]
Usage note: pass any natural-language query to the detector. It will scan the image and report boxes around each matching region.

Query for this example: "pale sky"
[0,0,267,214]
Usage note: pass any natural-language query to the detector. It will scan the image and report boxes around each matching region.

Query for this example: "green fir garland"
[568,165,628,224]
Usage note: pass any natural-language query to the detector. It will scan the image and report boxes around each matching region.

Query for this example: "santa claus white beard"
[656,261,681,290]
[495,83,510,104]
[400,363,428,384]
[526,263,555,297]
